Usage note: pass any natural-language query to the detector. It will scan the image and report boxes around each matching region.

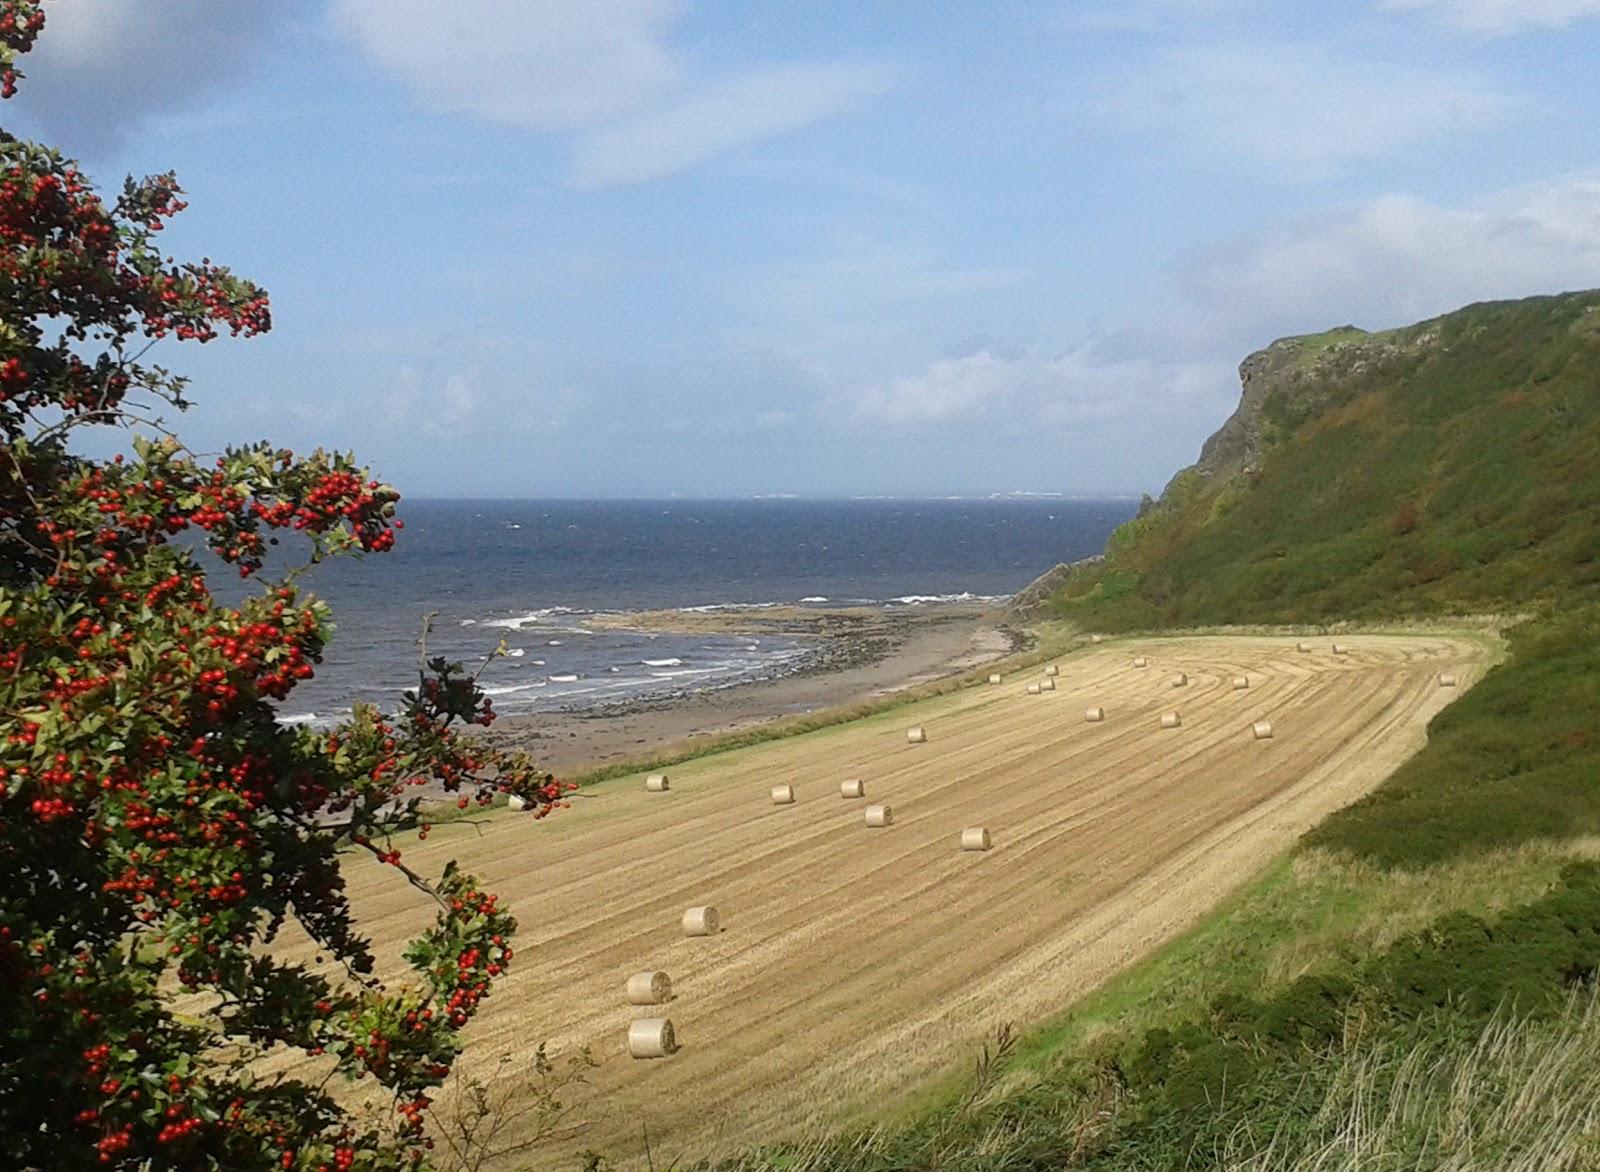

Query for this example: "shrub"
[0,8,568,1168]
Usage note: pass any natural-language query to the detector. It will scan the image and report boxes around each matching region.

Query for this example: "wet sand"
[484,601,1021,776]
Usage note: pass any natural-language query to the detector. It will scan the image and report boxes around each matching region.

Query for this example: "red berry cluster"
[0,8,573,1167]
[0,0,44,96]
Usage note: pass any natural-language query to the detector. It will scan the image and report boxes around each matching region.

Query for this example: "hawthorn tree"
[0,5,570,1168]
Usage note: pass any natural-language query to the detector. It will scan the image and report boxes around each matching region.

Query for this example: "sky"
[7,0,1600,498]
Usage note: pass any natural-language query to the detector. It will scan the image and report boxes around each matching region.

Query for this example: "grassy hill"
[1044,290,1600,869]
[1052,290,1600,628]
[702,291,1600,1172]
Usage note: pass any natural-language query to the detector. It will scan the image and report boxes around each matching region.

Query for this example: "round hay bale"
[864,803,893,827]
[1232,675,1250,690]
[1296,641,1313,653]
[1332,643,1349,655]
[626,970,671,1005]
[507,794,529,812]
[988,672,1003,685]
[1090,634,1103,644]
[681,906,719,936]
[1026,682,1042,695]
[644,773,669,792]
[1439,673,1457,688]
[770,784,795,805]
[960,826,991,851]
[1160,712,1182,729]
[628,1018,677,1058]
[1171,672,1188,688]
[1252,720,1274,740]
[1045,664,1060,676]
[1134,656,1148,668]
[1040,677,1056,691]
[840,778,866,799]
[1085,706,1105,723]
[906,727,926,744]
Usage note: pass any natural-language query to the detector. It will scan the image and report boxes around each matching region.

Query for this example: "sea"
[262,498,1135,725]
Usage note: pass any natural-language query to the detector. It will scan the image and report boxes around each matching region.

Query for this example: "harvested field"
[313,634,1487,1167]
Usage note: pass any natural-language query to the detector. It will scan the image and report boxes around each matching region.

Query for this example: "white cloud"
[846,172,1600,482]
[437,373,479,429]
[569,62,891,189]
[332,0,890,188]
[369,367,480,439]
[1083,41,1519,171]
[12,0,291,152]
[854,347,1230,431]
[855,351,1009,425]
[329,0,682,130]
[720,236,1028,372]
[1383,0,1600,34]
[1182,177,1600,337]
[367,363,586,444]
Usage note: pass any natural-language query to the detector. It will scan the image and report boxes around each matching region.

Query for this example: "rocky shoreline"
[481,599,1022,775]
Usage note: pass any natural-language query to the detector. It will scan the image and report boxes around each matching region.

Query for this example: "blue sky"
[9,0,1600,497]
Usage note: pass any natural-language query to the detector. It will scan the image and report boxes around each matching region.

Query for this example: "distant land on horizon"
[396,491,1145,503]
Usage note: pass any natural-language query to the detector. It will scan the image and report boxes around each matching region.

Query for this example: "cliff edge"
[1012,289,1600,626]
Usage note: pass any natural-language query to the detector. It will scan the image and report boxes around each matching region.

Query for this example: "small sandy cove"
[303,632,1488,1168]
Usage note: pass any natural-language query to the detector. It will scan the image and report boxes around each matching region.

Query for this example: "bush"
[1307,609,1600,867]
[0,9,568,1169]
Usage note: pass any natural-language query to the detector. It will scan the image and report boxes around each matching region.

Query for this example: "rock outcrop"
[1005,555,1101,618]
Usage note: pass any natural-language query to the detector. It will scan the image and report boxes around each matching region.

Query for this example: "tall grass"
[1227,993,1600,1172]
[702,987,1600,1172]
[1001,839,1600,1087]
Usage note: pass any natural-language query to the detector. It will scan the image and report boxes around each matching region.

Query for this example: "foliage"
[1078,863,1600,1166]
[1052,292,1600,628]
[0,7,569,1169]
[1306,608,1600,866]
[1224,990,1600,1171]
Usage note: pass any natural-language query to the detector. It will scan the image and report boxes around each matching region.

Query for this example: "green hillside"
[1046,289,1600,867]
[1055,290,1600,627]
[706,291,1600,1172]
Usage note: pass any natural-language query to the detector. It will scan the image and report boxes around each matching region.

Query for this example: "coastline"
[482,600,1022,776]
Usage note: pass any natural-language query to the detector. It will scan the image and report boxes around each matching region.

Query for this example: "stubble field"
[313,634,1488,1167]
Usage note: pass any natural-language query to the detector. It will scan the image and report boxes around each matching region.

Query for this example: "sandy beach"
[484,600,1022,776]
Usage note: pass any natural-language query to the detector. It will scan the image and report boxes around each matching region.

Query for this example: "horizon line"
[393,492,1147,503]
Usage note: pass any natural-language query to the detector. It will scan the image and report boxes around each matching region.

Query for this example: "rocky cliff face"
[1007,327,1376,617]
[1187,340,1299,479]
[1005,555,1100,617]
[1200,336,1340,473]
[1150,320,1442,507]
